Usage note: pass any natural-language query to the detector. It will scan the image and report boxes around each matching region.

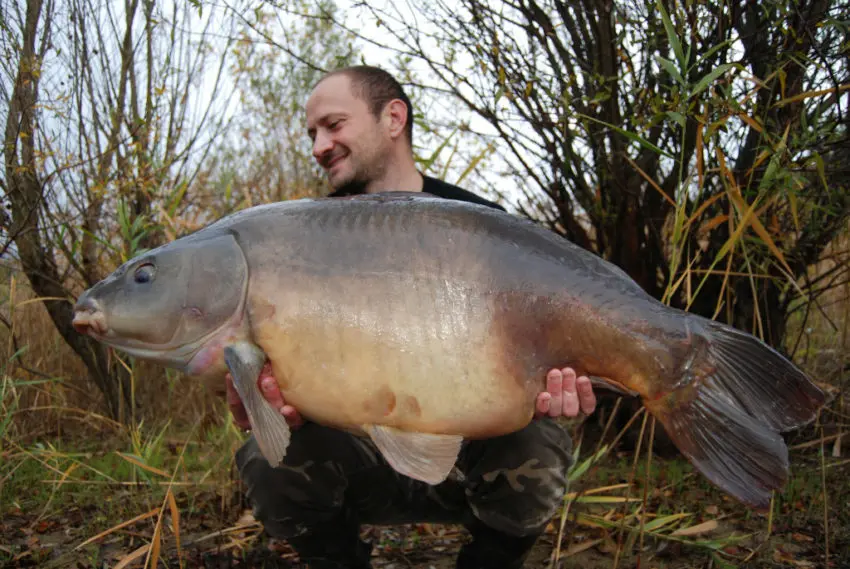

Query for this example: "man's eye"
[133,263,155,284]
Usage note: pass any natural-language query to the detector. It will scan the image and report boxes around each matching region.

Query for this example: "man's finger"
[256,366,305,429]
[282,405,305,429]
[576,374,597,415]
[560,367,579,417]
[259,375,285,410]
[546,369,563,417]
[535,392,552,417]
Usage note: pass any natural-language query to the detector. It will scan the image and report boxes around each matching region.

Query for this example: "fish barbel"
[72,192,825,509]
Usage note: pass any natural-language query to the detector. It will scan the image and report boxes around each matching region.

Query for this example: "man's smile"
[323,152,348,172]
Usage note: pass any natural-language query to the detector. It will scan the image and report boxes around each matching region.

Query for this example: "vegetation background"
[1,0,847,567]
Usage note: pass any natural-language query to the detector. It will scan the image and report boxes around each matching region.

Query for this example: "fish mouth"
[72,299,109,337]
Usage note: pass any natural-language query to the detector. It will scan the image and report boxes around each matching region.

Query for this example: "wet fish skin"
[72,192,826,510]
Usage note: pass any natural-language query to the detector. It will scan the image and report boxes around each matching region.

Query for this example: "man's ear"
[384,99,409,140]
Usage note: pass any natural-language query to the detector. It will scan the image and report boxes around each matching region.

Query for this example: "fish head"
[72,232,249,373]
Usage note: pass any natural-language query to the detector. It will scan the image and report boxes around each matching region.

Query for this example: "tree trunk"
[4,0,133,421]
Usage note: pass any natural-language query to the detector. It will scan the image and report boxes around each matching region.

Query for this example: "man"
[226,65,597,568]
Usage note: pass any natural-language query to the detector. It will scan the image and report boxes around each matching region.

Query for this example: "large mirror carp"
[72,192,825,510]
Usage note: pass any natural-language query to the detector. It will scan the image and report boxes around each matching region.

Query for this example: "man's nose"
[312,131,333,160]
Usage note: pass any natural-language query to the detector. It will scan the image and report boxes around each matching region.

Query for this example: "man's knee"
[461,419,573,537]
[235,423,379,537]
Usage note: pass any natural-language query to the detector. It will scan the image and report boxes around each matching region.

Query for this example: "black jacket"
[327,174,505,212]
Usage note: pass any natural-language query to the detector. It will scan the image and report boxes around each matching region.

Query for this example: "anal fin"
[365,425,462,485]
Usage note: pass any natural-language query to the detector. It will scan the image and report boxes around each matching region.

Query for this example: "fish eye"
[133,263,155,284]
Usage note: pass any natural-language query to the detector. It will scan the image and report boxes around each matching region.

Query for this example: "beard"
[331,160,386,196]
[328,145,389,196]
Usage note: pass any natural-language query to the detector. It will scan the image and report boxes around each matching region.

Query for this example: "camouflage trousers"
[235,418,573,541]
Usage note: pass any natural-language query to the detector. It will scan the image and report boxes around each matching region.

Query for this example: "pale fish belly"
[247,271,535,438]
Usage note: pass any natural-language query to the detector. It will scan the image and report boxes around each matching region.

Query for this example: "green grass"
[1,410,246,547]
[1,397,846,568]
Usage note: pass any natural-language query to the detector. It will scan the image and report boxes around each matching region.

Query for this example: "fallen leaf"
[670,519,718,536]
[564,538,603,557]
[791,533,814,543]
[35,522,49,533]
[773,547,816,566]
[114,544,150,569]
[705,505,719,515]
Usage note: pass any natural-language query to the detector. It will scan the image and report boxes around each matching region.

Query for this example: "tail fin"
[647,317,825,510]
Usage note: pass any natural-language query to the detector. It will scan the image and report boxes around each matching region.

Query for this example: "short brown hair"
[320,65,414,146]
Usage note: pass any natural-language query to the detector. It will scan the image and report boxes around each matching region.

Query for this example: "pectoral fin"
[224,341,291,468]
[365,425,462,485]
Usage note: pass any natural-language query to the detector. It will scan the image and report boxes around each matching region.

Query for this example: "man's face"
[305,75,390,193]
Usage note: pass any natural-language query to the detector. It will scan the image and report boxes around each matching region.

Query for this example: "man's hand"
[225,362,304,431]
[535,367,596,419]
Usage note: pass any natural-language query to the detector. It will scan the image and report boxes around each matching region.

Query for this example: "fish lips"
[72,298,109,337]
[72,307,130,348]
